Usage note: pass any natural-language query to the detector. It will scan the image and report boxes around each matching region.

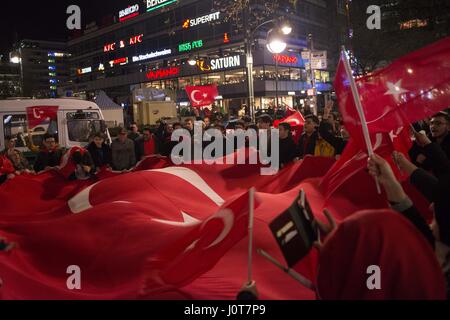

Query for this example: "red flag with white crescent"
[26,106,59,130]
[185,85,219,108]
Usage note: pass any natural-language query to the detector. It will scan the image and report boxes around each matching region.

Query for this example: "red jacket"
[0,155,15,176]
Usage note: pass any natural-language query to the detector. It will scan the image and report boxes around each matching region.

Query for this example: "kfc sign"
[146,67,180,80]
[103,34,143,52]
[119,4,140,22]
[104,43,116,52]
[129,34,143,45]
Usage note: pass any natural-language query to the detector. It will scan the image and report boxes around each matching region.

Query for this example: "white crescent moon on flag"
[204,209,234,249]
[33,108,41,119]
[68,167,225,213]
[68,183,98,214]
[190,90,202,104]
[183,208,234,252]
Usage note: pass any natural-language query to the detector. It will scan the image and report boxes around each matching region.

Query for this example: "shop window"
[291,68,301,81]
[224,69,245,84]
[205,72,224,85]
[253,67,264,80]
[178,77,193,89]
[277,67,291,81]
[264,66,277,80]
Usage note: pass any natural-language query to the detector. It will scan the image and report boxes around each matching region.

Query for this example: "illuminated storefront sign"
[223,33,230,43]
[179,40,203,52]
[196,55,242,72]
[146,67,180,80]
[103,34,143,52]
[77,67,92,75]
[197,60,211,72]
[182,11,220,29]
[130,34,143,45]
[48,52,66,57]
[109,57,129,67]
[210,55,241,71]
[273,54,298,65]
[146,0,177,12]
[132,49,172,62]
[104,43,116,52]
[119,4,140,22]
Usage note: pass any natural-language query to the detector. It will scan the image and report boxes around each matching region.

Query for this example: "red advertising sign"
[146,67,180,80]
[273,54,298,65]
[104,43,116,52]
[103,34,143,52]
[109,58,129,67]
[129,34,143,45]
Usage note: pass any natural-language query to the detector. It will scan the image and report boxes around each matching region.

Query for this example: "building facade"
[0,62,21,99]
[62,0,347,116]
[12,40,69,98]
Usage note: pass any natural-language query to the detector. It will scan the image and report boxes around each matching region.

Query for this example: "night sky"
[0,0,130,54]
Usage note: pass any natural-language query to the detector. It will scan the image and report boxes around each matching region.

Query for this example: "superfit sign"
[146,67,180,80]
[183,12,221,29]
[119,4,140,22]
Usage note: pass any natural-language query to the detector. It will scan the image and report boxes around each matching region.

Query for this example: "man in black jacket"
[86,132,112,171]
[409,112,450,173]
[135,128,161,161]
[33,135,63,173]
[296,115,319,159]
[278,122,297,168]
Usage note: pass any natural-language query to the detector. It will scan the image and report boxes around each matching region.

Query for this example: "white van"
[0,98,110,155]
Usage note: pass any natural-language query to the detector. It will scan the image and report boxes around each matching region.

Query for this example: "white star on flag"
[389,127,403,142]
[203,93,208,98]
[384,80,408,102]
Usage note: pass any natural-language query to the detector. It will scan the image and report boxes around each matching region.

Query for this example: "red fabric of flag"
[336,37,450,143]
[26,106,59,130]
[185,85,219,108]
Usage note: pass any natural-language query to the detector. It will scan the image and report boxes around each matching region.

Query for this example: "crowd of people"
[0,103,449,299]
[235,107,450,300]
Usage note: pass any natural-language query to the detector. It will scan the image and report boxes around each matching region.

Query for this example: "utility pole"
[275,53,279,110]
[308,34,317,116]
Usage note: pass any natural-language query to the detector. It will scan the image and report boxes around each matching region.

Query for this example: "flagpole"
[257,249,315,290]
[341,46,381,194]
[247,188,255,284]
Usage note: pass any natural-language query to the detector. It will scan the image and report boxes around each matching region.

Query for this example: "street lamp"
[266,29,287,54]
[245,17,290,121]
[9,51,21,64]
[265,28,288,111]
[280,23,293,36]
